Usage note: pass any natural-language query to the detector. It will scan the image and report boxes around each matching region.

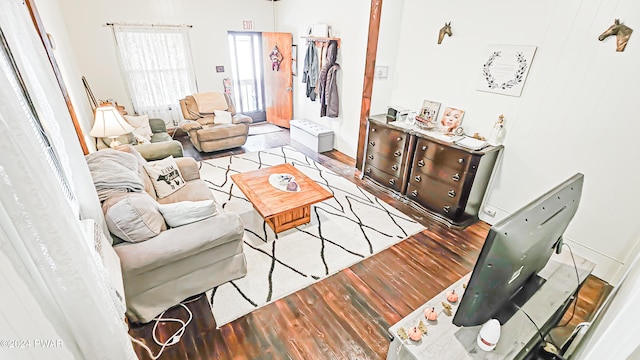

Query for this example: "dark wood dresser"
[363,115,502,228]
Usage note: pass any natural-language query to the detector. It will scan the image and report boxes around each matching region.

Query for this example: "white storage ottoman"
[289,119,334,153]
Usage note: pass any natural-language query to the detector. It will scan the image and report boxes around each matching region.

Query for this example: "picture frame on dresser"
[438,107,465,134]
[416,100,441,128]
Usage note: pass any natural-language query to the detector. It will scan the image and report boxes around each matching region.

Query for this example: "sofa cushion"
[144,156,186,198]
[103,193,166,243]
[196,123,248,141]
[214,110,233,124]
[155,179,215,205]
[158,200,218,227]
[125,114,153,142]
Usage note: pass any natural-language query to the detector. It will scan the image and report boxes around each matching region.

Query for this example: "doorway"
[228,31,266,123]
[228,31,293,127]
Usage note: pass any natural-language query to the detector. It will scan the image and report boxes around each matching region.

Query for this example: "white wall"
[277,0,372,158]
[375,0,640,283]
[55,0,277,131]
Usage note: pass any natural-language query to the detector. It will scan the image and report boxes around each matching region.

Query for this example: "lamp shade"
[90,106,135,138]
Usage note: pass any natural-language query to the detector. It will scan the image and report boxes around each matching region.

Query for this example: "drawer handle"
[389,179,396,185]
[448,190,456,198]
[422,145,428,151]
[443,205,450,213]
[391,164,398,171]
[452,173,460,181]
[368,155,374,160]
[411,190,418,197]
[365,168,371,174]
[369,141,375,147]
[417,160,425,167]
[414,175,421,182]
[394,151,402,157]
[458,158,465,164]
[397,137,402,141]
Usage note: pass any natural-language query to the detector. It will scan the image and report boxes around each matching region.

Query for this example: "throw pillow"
[214,110,233,124]
[124,114,153,142]
[144,156,186,198]
[103,193,165,243]
[158,200,218,227]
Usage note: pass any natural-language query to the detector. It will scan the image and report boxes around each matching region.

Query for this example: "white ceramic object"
[477,318,501,351]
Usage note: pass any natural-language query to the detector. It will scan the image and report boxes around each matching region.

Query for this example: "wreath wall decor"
[477,45,537,97]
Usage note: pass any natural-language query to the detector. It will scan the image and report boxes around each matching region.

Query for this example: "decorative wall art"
[416,100,441,128]
[476,45,537,97]
[438,22,452,44]
[598,19,633,52]
[269,45,283,71]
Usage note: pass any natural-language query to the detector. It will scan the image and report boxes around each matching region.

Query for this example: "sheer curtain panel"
[0,0,135,358]
[112,24,197,125]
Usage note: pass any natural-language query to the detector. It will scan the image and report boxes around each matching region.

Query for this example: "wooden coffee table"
[231,163,333,233]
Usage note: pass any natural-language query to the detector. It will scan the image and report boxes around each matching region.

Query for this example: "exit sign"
[242,21,254,30]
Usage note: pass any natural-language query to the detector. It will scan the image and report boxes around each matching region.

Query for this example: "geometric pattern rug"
[199,146,425,327]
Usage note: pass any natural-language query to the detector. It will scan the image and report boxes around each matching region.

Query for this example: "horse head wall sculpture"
[438,22,452,45]
[599,19,633,52]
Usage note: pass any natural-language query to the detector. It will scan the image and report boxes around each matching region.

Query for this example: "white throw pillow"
[214,110,233,124]
[144,156,186,198]
[158,200,218,227]
[124,114,153,142]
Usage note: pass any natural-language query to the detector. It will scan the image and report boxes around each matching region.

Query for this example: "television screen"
[452,173,584,327]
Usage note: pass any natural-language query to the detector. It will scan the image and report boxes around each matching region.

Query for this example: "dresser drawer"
[405,176,468,209]
[367,123,408,157]
[364,165,403,193]
[414,138,476,173]
[365,149,403,177]
[410,157,468,186]
[406,183,463,219]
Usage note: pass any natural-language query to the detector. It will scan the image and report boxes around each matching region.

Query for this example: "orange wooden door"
[262,32,293,128]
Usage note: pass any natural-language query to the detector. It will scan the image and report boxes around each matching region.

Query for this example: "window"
[0,27,78,215]
[112,25,197,125]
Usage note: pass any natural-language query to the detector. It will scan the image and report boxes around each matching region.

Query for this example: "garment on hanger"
[302,41,319,101]
[319,40,340,117]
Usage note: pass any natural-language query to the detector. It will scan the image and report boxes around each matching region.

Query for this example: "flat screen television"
[452,173,584,327]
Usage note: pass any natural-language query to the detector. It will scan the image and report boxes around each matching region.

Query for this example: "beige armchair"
[88,145,247,323]
[179,92,252,152]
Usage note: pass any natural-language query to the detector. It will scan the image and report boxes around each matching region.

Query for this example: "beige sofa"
[88,145,247,323]
[179,93,252,152]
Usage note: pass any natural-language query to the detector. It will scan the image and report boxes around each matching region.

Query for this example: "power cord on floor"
[129,295,200,359]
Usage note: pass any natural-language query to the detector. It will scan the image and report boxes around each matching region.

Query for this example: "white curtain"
[0,1,135,359]
[112,24,197,125]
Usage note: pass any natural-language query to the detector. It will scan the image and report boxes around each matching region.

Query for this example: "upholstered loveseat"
[96,117,183,161]
[86,145,247,323]
[179,92,252,152]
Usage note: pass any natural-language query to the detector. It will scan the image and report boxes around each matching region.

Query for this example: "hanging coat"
[319,40,340,118]
[302,42,319,101]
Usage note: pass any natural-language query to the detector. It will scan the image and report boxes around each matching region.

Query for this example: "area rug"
[199,146,424,327]
[247,123,284,136]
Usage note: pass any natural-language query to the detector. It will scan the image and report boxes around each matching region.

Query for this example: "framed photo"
[476,45,537,97]
[416,100,441,128]
[439,107,465,133]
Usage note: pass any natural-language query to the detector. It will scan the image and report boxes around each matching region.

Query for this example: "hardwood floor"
[129,125,612,359]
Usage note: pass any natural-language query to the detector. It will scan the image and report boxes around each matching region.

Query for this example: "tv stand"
[387,252,594,360]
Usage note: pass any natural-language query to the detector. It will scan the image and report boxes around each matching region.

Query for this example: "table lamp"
[90,105,135,148]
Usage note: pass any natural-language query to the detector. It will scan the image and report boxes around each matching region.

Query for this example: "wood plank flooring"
[129,125,612,359]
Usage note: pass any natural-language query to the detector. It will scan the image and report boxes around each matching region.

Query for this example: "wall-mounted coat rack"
[301,36,341,48]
